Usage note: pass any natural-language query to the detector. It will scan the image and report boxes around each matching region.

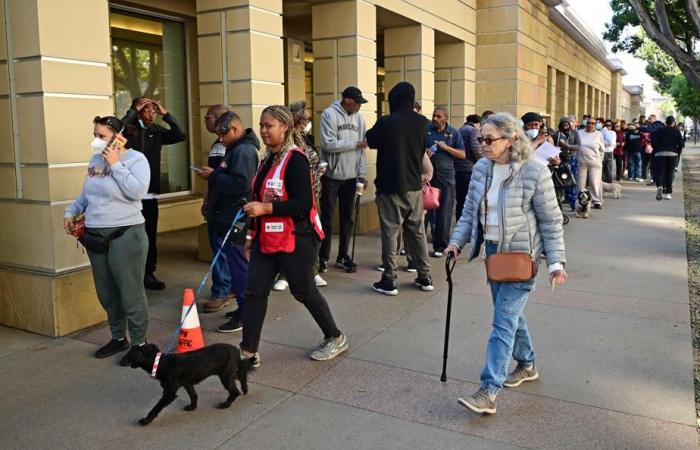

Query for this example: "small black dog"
[127,343,252,425]
[576,189,592,219]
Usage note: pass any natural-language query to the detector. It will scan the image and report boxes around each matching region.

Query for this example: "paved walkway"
[1,155,696,449]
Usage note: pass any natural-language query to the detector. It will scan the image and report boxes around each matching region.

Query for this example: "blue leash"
[161,208,246,355]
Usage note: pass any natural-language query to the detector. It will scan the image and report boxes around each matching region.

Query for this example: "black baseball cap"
[341,86,368,104]
[521,112,542,125]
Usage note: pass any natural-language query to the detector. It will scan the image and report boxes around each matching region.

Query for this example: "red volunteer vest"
[253,146,324,254]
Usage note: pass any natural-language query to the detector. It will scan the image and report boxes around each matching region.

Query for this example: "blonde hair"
[260,105,303,159]
[483,112,534,163]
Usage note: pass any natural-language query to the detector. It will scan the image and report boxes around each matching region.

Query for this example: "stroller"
[549,162,575,225]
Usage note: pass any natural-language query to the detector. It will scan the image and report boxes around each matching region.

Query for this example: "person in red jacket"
[613,122,626,181]
[239,105,347,368]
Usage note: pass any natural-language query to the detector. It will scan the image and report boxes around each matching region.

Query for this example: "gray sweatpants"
[578,162,603,205]
[86,223,149,345]
[377,190,431,280]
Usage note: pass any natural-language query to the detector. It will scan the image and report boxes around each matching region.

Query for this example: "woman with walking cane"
[445,113,567,415]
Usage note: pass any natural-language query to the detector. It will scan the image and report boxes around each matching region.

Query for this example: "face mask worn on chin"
[525,129,539,140]
[91,137,108,155]
[595,123,603,130]
[303,121,312,134]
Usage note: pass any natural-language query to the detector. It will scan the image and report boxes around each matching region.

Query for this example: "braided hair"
[261,105,303,161]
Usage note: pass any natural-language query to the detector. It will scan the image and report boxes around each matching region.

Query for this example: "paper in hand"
[534,141,560,165]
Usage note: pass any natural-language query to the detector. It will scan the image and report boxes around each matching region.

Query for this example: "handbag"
[551,163,576,189]
[482,171,538,282]
[422,183,441,210]
[78,226,129,254]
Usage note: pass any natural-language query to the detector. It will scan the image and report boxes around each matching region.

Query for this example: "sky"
[568,0,660,98]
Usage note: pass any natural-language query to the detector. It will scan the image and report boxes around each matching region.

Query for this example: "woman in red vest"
[240,105,347,367]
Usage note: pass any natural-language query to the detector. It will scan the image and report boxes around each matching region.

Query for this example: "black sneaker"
[218,313,243,333]
[144,273,166,290]
[656,186,663,201]
[319,259,328,273]
[372,276,398,296]
[406,258,417,273]
[94,338,130,358]
[414,275,434,291]
[119,344,144,367]
[336,255,357,272]
[592,203,602,210]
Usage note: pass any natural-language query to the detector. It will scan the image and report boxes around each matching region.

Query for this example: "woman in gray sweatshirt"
[64,116,151,365]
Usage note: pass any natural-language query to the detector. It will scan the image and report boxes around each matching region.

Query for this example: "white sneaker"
[272,279,289,291]
[664,193,672,200]
[314,274,328,287]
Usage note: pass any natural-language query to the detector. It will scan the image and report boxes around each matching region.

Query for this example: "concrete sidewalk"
[1,160,696,449]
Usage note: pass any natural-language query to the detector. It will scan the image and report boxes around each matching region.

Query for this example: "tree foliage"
[636,37,680,94]
[670,76,700,118]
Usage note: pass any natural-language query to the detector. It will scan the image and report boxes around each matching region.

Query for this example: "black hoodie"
[206,128,260,237]
[366,82,428,194]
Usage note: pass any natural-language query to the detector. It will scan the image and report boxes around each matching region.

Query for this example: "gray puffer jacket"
[449,157,566,267]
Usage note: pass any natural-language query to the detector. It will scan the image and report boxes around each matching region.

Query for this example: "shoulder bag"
[422,182,441,210]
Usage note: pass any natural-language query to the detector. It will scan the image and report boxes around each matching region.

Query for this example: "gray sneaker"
[457,389,497,414]
[310,335,348,361]
[503,361,538,388]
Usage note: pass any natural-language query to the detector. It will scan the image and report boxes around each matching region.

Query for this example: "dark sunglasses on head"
[477,136,506,145]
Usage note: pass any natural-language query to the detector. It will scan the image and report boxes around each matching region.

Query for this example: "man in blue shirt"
[427,107,465,257]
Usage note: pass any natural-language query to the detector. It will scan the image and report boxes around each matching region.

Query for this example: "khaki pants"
[578,162,603,205]
[377,190,431,280]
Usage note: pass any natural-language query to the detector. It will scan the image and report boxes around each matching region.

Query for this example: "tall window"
[109,9,190,194]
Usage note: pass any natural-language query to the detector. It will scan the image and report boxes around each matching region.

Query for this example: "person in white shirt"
[601,119,617,183]
[577,119,606,209]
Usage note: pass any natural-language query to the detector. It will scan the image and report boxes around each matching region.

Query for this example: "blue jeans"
[217,237,248,312]
[208,221,231,298]
[627,152,642,179]
[565,156,579,210]
[481,242,536,395]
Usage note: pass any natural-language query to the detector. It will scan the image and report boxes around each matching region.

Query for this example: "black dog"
[127,343,252,425]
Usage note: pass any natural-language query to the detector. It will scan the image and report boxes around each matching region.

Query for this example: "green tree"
[636,37,680,94]
[604,0,700,91]
[670,76,700,118]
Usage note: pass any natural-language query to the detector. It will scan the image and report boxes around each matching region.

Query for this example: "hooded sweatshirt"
[206,129,260,237]
[366,82,428,194]
[319,100,367,180]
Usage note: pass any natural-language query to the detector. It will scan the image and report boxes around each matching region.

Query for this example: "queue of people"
[66,82,687,416]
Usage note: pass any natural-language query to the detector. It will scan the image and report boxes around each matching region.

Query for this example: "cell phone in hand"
[189,165,202,173]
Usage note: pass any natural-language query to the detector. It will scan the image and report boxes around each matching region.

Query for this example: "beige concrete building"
[0,0,640,336]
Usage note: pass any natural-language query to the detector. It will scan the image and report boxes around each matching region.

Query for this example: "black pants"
[602,153,614,183]
[241,235,341,353]
[319,176,356,262]
[455,171,472,221]
[614,155,625,181]
[141,199,159,275]
[641,152,652,180]
[430,178,455,252]
[655,156,678,194]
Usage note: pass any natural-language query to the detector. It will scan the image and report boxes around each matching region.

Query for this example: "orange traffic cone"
[176,288,205,353]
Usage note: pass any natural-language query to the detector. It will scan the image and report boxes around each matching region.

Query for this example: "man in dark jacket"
[122,97,186,290]
[366,81,432,296]
[202,112,260,331]
[651,116,684,199]
[456,114,481,219]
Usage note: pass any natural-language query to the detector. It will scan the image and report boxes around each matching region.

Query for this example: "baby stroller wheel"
[562,214,569,225]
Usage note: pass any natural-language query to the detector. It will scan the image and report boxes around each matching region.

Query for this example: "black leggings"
[655,156,678,194]
[241,234,341,353]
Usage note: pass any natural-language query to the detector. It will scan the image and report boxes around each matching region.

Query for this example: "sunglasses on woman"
[476,136,506,145]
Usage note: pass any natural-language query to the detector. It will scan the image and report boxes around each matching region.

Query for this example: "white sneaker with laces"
[664,193,672,200]
[314,274,328,287]
[273,279,289,291]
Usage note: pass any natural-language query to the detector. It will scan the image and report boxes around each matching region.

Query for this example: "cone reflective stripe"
[176,288,205,353]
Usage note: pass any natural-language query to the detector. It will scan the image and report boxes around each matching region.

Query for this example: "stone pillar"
[435,41,475,128]
[196,0,285,138]
[0,0,114,335]
[546,66,556,119]
[579,81,587,117]
[385,24,434,119]
[285,38,307,105]
[586,85,594,116]
[555,71,568,120]
[312,0,377,230]
[568,76,579,119]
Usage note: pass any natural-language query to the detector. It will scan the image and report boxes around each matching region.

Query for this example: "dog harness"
[151,352,161,378]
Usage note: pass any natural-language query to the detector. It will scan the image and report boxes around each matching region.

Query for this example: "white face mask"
[91,137,108,155]
[595,123,603,130]
[303,121,312,134]
[525,129,539,140]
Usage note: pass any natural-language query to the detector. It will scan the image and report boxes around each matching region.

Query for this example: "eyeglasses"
[477,136,506,145]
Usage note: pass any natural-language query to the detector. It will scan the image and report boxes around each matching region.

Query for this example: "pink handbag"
[422,183,441,210]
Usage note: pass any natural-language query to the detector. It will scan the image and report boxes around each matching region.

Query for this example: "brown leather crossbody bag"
[482,171,538,283]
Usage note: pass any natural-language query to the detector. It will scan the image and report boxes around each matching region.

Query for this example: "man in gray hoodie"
[318,86,369,272]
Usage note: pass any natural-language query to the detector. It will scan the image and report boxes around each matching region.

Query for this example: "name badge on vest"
[265,222,284,232]
[266,179,283,189]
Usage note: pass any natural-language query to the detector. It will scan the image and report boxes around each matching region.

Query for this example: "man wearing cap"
[318,86,368,272]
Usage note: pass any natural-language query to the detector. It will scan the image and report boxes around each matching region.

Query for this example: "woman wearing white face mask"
[63,116,151,365]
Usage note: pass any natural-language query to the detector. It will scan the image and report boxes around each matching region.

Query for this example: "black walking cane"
[346,191,361,273]
[441,253,457,382]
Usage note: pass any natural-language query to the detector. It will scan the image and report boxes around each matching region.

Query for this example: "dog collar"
[151,352,161,378]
